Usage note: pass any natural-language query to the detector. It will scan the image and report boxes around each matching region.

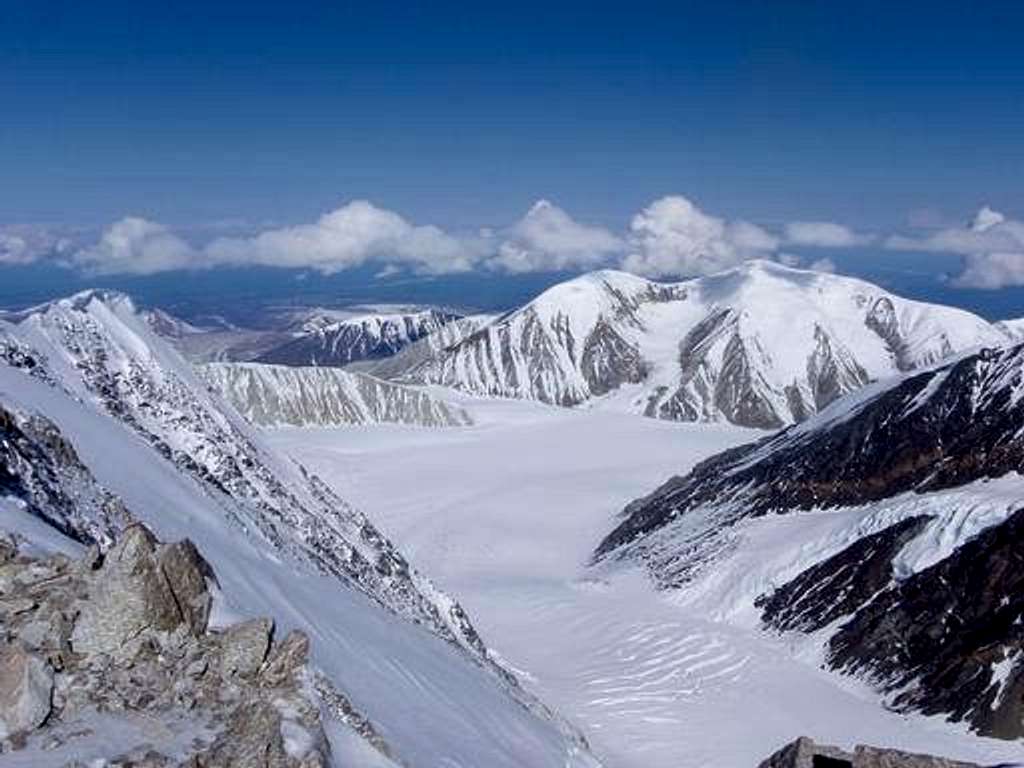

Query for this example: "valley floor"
[267,396,1023,768]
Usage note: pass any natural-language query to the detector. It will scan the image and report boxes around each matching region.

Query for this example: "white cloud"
[621,196,778,278]
[489,200,622,273]
[783,221,872,248]
[0,226,73,266]
[72,218,197,275]
[206,200,482,275]
[51,195,882,279]
[886,206,1024,289]
[809,257,837,273]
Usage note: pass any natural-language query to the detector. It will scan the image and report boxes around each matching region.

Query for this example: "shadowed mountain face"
[824,508,1024,740]
[594,341,1024,739]
[596,342,1024,558]
[378,262,1009,428]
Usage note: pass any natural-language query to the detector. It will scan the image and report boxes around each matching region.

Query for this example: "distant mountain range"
[375,261,1012,428]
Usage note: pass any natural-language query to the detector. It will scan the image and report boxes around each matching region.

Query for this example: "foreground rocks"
[0,525,329,765]
[758,736,987,768]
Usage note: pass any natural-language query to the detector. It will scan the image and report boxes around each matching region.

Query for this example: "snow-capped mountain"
[201,361,472,427]
[594,341,1024,740]
[355,311,497,379]
[386,261,1009,428]
[0,290,598,767]
[256,306,462,367]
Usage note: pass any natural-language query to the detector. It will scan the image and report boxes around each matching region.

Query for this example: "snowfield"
[268,394,1024,768]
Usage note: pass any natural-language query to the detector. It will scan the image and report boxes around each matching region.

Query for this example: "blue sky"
[2,1,1024,311]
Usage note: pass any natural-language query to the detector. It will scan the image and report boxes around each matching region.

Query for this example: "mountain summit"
[385,261,1008,428]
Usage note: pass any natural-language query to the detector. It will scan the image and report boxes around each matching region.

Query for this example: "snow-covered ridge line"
[381,260,1011,428]
[200,361,473,428]
[0,289,601,765]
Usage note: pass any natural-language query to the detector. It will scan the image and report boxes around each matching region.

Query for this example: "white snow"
[0,365,598,768]
[268,394,1024,768]
[409,260,1009,425]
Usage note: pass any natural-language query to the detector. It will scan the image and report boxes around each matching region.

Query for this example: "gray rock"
[219,617,273,677]
[758,737,983,768]
[0,643,53,738]
[156,539,214,636]
[198,699,290,767]
[260,629,309,688]
[70,525,215,660]
[0,536,15,565]
[70,525,183,658]
[0,528,331,765]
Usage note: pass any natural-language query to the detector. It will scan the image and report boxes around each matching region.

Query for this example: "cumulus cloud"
[489,200,622,273]
[206,200,481,275]
[783,221,872,248]
[72,217,198,275]
[886,206,1024,289]
[621,196,778,278]
[809,257,837,273]
[51,195,875,279]
[0,225,73,266]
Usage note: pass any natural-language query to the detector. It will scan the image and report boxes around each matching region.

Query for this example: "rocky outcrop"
[757,516,934,634]
[0,526,331,765]
[758,736,985,768]
[827,508,1024,740]
[0,403,133,548]
[0,643,53,740]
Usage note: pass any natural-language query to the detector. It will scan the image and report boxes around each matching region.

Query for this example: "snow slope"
[267,396,1022,768]
[0,291,598,767]
[385,261,1009,427]
[200,361,472,427]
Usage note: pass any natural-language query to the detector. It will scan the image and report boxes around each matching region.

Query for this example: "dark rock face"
[757,516,933,634]
[0,404,133,548]
[580,319,647,396]
[597,343,1024,559]
[0,527,335,765]
[758,736,984,768]
[806,325,870,412]
[827,508,1024,740]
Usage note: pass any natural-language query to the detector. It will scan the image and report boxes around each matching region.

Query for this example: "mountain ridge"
[380,260,1011,428]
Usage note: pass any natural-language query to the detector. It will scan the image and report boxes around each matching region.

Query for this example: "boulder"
[157,539,214,636]
[198,699,290,767]
[70,525,213,658]
[260,629,310,688]
[70,526,182,657]
[0,643,53,738]
[219,618,273,677]
[758,737,983,768]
